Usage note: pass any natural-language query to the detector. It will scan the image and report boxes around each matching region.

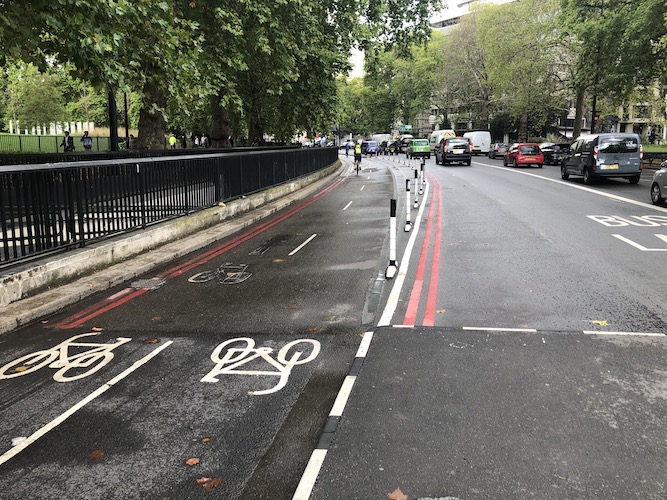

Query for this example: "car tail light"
[593,145,598,162]
[640,144,644,160]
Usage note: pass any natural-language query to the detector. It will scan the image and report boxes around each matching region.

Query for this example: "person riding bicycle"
[354,141,362,169]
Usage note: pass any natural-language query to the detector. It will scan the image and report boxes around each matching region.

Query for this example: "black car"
[540,142,570,165]
[435,137,472,166]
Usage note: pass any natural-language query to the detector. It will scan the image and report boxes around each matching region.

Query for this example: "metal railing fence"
[0,147,337,268]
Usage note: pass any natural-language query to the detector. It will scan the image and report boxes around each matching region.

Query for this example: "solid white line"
[462,327,538,333]
[360,185,366,191]
[584,331,665,337]
[329,375,356,417]
[377,182,431,326]
[0,341,173,466]
[355,331,374,358]
[289,234,317,256]
[292,449,328,500]
[393,324,415,328]
[482,164,667,214]
[612,234,667,252]
[342,201,353,211]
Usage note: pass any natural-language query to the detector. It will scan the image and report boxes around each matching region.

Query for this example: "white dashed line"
[289,234,317,256]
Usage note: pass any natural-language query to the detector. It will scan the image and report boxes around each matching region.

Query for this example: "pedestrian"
[128,134,136,149]
[80,131,93,151]
[169,133,177,149]
[345,141,350,157]
[194,135,200,147]
[60,131,74,152]
[202,134,209,148]
[180,135,186,149]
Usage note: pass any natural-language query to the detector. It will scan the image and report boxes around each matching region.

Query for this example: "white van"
[429,129,456,152]
[463,131,491,155]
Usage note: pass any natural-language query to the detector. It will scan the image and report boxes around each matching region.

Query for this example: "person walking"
[345,141,350,157]
[60,131,74,152]
[81,131,93,151]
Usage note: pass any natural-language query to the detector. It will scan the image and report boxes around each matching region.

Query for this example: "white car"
[650,160,667,205]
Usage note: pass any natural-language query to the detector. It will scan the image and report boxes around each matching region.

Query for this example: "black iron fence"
[0,147,337,268]
[0,134,112,154]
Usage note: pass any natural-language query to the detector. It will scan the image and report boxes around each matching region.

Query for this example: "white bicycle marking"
[201,337,321,395]
[0,333,132,382]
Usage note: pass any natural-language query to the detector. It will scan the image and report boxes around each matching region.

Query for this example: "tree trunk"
[572,85,585,139]
[137,78,167,150]
[209,95,232,148]
[519,112,528,142]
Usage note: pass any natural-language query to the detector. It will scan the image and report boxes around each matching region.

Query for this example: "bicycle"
[0,332,132,382]
[354,153,362,175]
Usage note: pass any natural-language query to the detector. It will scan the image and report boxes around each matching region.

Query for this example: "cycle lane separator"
[0,340,173,466]
[292,330,374,500]
[294,171,432,498]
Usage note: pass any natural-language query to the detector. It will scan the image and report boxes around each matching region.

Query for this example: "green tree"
[3,63,65,132]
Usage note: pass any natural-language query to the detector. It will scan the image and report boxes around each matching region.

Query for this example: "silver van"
[561,133,643,184]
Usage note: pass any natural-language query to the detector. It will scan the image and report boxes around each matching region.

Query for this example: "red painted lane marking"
[423,178,442,326]
[403,177,437,325]
[49,174,348,330]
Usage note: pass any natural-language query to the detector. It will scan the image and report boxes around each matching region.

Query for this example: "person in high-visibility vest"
[354,141,362,173]
[169,133,177,149]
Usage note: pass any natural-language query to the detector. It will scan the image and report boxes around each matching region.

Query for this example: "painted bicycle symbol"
[201,337,321,395]
[188,263,252,285]
[0,332,132,382]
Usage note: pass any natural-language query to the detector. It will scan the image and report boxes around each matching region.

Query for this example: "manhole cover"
[131,277,167,290]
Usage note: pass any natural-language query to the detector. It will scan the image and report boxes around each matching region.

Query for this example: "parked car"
[435,137,471,166]
[503,143,544,168]
[650,160,667,205]
[488,143,509,159]
[406,138,430,159]
[364,140,380,156]
[560,133,643,184]
[540,142,570,165]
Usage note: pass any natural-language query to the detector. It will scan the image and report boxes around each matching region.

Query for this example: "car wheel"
[561,165,569,180]
[513,159,518,168]
[583,167,595,185]
[628,174,640,184]
[651,183,665,205]
[538,164,542,168]
[466,160,471,166]
[503,157,507,167]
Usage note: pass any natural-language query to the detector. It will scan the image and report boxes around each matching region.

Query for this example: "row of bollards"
[385,157,426,279]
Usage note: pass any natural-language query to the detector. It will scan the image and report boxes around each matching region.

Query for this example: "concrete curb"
[0,160,343,335]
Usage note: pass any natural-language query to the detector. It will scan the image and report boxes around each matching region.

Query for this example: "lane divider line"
[584,331,665,337]
[293,331,374,500]
[0,341,173,466]
[342,201,353,211]
[289,234,317,256]
[462,327,538,333]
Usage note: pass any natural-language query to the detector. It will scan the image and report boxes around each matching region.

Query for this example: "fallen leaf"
[144,338,160,344]
[14,366,28,373]
[287,306,298,311]
[88,449,105,461]
[196,477,223,491]
[273,259,285,263]
[41,320,49,324]
[91,327,105,332]
[308,327,321,334]
[202,438,211,443]
[436,309,447,314]
[324,315,336,321]
[226,400,234,406]
[591,320,608,327]
[151,316,162,321]
[387,488,407,500]
[186,457,200,466]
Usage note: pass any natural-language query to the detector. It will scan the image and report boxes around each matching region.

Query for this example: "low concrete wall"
[0,161,340,308]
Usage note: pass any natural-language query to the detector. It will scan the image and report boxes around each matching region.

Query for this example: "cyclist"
[354,141,362,174]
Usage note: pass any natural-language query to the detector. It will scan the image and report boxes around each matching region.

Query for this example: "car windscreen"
[413,140,429,146]
[446,139,468,147]
[367,142,378,147]
[519,145,540,154]
[598,136,639,153]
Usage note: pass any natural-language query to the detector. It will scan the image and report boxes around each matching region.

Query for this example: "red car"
[503,143,544,168]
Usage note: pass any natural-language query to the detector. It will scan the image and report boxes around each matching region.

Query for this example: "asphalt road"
[1,152,666,499]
